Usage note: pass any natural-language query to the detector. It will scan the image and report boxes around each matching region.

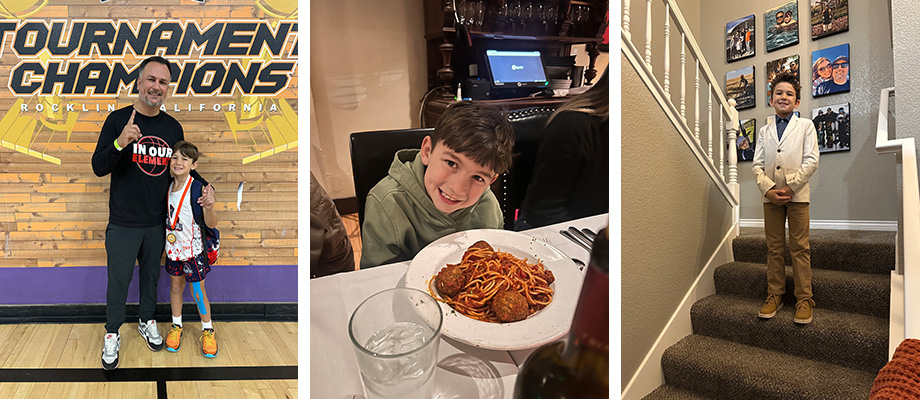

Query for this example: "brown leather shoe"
[758,294,783,318]
[794,298,816,324]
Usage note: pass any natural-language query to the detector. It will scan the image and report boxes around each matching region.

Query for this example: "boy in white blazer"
[752,73,820,324]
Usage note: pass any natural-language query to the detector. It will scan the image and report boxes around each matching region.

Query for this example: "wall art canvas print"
[811,0,848,39]
[726,66,756,110]
[812,43,849,97]
[737,118,756,162]
[765,1,800,52]
[812,103,850,153]
[765,54,800,104]
[726,14,755,62]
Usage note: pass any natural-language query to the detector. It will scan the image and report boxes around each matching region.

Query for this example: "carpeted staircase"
[644,227,896,400]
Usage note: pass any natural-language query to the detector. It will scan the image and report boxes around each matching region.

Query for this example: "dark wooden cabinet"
[423,0,608,92]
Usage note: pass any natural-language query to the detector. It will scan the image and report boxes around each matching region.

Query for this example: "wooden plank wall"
[0,0,298,268]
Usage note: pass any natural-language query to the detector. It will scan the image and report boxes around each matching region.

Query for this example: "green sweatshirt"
[360,149,503,268]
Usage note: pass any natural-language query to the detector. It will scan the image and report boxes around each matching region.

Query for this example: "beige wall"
[698,0,897,221]
[310,0,428,199]
[621,52,733,387]
[892,0,920,164]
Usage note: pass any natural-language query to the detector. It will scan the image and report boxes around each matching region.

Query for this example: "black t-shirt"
[521,111,609,228]
[92,105,204,228]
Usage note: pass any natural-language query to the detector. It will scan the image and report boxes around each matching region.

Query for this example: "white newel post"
[726,99,740,236]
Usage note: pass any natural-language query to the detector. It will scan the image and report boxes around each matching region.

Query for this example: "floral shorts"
[165,252,210,282]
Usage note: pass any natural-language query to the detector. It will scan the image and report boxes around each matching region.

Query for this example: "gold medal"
[167,233,177,244]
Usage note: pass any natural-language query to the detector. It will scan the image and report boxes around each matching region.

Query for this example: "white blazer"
[752,114,820,203]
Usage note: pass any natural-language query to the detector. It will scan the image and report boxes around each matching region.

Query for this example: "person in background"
[517,68,609,229]
[310,171,355,277]
[360,101,512,268]
[753,73,819,325]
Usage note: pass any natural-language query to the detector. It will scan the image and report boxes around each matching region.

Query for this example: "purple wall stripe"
[0,265,297,305]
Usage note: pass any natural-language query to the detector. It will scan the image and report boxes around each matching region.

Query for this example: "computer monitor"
[484,50,549,89]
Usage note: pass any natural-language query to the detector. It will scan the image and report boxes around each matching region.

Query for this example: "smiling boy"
[360,101,513,268]
[753,73,820,324]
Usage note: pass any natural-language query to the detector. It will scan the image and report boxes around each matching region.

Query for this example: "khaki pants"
[763,202,812,300]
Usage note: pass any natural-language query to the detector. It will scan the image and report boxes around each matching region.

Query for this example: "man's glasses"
[832,62,849,69]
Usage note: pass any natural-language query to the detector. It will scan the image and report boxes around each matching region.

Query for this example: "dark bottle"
[513,227,609,398]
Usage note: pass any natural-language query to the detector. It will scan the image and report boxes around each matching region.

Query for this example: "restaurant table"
[310,213,609,399]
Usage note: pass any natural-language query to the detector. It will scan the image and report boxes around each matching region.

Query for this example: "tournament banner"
[0,0,298,304]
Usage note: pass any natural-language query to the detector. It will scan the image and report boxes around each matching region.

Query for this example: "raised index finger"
[128,109,136,125]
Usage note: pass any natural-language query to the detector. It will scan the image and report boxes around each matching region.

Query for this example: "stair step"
[713,262,890,318]
[644,385,715,400]
[691,294,888,373]
[733,228,895,275]
[661,334,877,400]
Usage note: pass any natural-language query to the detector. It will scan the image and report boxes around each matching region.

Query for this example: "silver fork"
[568,226,594,247]
[535,235,585,270]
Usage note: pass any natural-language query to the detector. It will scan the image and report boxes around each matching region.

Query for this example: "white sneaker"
[138,319,164,351]
[102,333,120,370]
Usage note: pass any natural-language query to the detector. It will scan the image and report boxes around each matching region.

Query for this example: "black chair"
[350,128,433,228]
[499,106,556,230]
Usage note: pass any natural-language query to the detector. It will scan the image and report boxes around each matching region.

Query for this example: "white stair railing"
[621,0,740,224]
[875,87,920,342]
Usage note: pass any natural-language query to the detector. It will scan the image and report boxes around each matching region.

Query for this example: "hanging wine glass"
[545,3,557,36]
[522,2,533,35]
[475,0,485,30]
[510,1,522,34]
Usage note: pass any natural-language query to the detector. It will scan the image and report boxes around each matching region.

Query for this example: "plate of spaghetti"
[405,229,583,350]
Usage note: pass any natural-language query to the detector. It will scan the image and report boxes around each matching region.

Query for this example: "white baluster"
[645,0,652,70]
[623,0,631,40]
[694,60,700,144]
[720,105,725,178]
[680,33,686,123]
[663,3,670,97]
[707,84,713,163]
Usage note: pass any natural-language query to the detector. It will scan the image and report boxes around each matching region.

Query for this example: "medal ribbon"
[170,175,192,230]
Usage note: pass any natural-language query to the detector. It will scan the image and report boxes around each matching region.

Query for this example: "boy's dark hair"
[173,140,200,163]
[770,72,801,100]
[431,101,514,175]
[137,56,174,80]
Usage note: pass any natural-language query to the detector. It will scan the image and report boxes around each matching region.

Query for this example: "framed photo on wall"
[765,1,800,52]
[737,118,756,162]
[726,66,755,110]
[726,14,755,62]
[812,103,851,153]
[812,43,850,97]
[765,54,800,104]
[811,0,849,39]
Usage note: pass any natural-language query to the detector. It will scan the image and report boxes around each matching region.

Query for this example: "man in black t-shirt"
[91,56,214,370]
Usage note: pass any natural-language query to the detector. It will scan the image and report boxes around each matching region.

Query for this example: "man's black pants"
[104,223,165,333]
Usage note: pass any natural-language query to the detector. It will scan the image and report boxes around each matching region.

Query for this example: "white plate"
[404,229,583,351]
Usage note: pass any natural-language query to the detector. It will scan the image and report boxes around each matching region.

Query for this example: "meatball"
[436,264,468,297]
[463,240,494,260]
[491,290,530,323]
[542,269,555,285]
